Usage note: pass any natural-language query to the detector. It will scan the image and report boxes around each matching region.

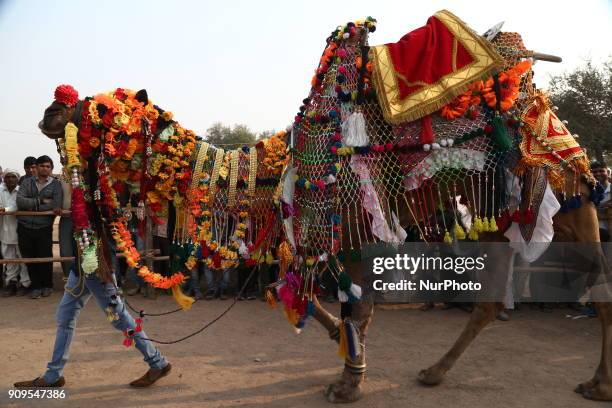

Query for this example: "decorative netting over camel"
[275,10,602,336]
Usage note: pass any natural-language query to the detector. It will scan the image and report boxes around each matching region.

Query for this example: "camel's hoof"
[582,384,612,401]
[418,367,444,386]
[325,381,362,403]
[575,381,591,394]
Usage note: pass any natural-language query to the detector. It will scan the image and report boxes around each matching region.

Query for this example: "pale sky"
[0,0,610,173]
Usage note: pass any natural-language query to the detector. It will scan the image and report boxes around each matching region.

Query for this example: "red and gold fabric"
[518,93,590,189]
[371,10,503,124]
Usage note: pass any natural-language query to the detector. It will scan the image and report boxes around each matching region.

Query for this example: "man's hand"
[53,208,62,216]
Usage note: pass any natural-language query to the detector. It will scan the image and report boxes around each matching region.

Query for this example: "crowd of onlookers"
[1,156,63,298]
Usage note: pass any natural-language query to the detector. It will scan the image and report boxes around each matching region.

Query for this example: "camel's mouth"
[38,119,64,139]
[39,100,75,140]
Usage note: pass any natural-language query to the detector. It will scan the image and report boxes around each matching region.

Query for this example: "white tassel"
[338,283,362,303]
[326,174,336,184]
[239,241,249,258]
[341,111,369,147]
[349,283,362,300]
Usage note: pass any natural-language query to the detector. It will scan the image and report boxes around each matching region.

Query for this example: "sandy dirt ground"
[0,267,605,408]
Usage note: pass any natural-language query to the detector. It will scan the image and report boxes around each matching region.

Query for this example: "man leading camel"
[13,88,172,388]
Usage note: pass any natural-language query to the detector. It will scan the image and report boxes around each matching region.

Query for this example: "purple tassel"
[344,320,360,360]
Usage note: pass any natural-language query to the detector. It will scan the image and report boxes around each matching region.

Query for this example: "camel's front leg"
[324,299,374,403]
[312,296,342,342]
[418,302,502,385]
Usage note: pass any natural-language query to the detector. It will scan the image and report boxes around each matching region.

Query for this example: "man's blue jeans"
[204,266,230,291]
[42,269,168,383]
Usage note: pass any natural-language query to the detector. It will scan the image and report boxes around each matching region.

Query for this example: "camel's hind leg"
[576,302,612,400]
[418,302,503,385]
[553,185,612,400]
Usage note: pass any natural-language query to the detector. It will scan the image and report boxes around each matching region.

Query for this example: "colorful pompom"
[54,84,79,107]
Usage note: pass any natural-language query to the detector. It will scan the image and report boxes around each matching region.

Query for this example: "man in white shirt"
[0,169,30,296]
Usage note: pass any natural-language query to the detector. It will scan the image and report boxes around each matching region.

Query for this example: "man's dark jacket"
[17,176,63,229]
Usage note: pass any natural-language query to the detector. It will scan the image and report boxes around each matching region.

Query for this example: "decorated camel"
[38,9,611,404]
[273,10,612,403]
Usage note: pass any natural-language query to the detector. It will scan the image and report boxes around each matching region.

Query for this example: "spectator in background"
[592,161,611,241]
[1,169,31,296]
[236,261,257,301]
[17,155,62,299]
[19,156,37,186]
[0,165,3,263]
[204,266,231,300]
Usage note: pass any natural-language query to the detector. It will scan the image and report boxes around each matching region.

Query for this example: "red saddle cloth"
[371,10,503,124]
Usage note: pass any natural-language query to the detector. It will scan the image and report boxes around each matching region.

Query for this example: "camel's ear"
[135,89,148,104]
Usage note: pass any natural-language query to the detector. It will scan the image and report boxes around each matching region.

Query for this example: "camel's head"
[39,84,80,140]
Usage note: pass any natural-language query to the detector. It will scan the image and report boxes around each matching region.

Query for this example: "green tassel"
[337,250,346,263]
[482,217,490,232]
[453,222,466,240]
[81,244,99,275]
[491,116,512,151]
[489,216,499,232]
[350,249,361,262]
[468,227,479,241]
[474,216,484,233]
[338,272,352,292]
[443,230,453,244]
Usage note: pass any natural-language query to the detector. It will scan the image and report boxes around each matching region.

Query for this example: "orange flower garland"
[440,60,532,119]
[138,266,186,289]
[482,60,532,112]
[110,221,141,268]
[262,130,289,175]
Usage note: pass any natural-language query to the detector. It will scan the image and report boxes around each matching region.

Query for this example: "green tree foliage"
[204,123,278,149]
[204,123,257,150]
[204,123,279,150]
[548,58,612,162]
